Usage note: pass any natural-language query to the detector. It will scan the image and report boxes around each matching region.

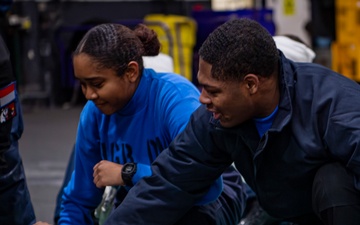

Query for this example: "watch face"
[124,164,135,173]
[122,163,137,186]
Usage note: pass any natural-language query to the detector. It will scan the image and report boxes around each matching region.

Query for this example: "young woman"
[35,23,245,225]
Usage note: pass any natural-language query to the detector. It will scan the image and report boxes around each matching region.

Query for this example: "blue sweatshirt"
[58,69,223,225]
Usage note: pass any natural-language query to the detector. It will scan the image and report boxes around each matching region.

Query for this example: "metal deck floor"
[19,105,82,223]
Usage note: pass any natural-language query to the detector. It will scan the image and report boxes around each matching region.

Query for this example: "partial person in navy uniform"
[0,11,36,225]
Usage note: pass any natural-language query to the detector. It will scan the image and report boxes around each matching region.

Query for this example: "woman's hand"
[93,160,124,188]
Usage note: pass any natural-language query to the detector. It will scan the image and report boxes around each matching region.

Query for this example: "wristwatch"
[121,162,137,186]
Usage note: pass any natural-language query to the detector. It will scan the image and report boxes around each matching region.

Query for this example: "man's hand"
[93,160,124,188]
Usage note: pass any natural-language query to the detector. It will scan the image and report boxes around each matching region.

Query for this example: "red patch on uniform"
[0,101,16,123]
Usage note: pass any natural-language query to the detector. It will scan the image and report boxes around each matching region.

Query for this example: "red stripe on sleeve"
[0,82,15,97]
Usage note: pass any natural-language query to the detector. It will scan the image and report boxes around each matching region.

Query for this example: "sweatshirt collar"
[117,69,152,116]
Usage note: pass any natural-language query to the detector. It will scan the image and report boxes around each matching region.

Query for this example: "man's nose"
[199,89,211,105]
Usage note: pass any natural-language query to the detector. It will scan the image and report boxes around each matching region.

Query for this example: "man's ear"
[125,61,140,83]
[243,74,260,95]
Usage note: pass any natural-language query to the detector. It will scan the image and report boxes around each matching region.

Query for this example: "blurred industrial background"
[0,0,355,223]
[3,0,341,109]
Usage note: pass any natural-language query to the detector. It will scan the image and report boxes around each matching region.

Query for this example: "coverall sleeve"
[104,105,234,225]
[324,83,360,191]
[0,34,14,162]
[133,163,223,206]
[58,103,104,225]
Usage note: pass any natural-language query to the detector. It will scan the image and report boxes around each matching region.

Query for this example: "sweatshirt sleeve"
[58,102,104,225]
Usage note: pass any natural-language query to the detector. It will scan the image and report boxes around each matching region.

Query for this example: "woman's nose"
[83,86,98,100]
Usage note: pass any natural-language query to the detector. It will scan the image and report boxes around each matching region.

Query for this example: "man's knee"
[312,162,360,213]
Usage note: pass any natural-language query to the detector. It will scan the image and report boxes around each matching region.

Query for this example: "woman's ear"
[125,61,140,83]
[243,74,259,95]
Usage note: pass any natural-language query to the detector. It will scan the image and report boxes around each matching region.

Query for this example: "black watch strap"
[121,163,137,186]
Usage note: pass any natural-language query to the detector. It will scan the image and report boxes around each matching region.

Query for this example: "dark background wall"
[59,1,210,25]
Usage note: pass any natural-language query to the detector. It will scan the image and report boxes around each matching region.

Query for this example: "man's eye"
[206,89,217,95]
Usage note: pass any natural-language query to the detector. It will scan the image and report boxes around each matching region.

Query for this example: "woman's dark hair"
[199,18,279,81]
[73,23,160,76]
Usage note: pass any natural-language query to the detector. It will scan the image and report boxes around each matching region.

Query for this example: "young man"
[103,18,360,225]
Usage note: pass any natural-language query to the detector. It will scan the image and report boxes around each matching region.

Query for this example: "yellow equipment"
[332,0,360,81]
[144,14,197,81]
